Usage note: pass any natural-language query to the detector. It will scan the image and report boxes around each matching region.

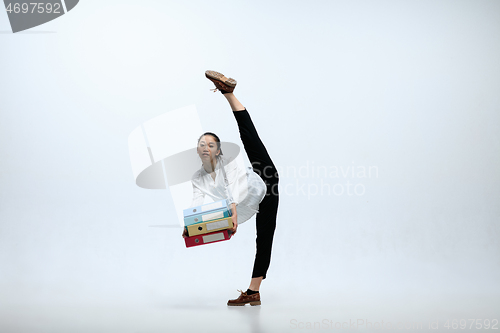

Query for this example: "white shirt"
[190,155,266,224]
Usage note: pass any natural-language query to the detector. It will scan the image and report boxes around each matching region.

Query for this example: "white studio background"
[0,1,499,332]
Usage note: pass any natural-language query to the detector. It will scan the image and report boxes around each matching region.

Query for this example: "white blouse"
[190,155,266,224]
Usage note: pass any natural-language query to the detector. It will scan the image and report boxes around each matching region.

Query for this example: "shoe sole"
[205,70,237,87]
[227,301,261,306]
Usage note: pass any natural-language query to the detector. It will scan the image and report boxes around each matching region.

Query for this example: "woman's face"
[197,135,220,162]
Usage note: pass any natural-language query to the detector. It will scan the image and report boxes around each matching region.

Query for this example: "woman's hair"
[197,132,223,156]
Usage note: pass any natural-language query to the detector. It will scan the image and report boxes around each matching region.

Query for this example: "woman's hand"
[182,228,188,238]
[231,215,238,236]
[230,203,238,236]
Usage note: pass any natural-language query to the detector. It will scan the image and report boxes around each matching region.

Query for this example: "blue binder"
[183,199,231,218]
[184,207,232,226]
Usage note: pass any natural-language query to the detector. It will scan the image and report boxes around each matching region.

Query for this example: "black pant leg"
[232,110,279,183]
[232,109,280,280]
[251,194,279,279]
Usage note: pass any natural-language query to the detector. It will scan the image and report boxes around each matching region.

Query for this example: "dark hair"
[197,132,223,156]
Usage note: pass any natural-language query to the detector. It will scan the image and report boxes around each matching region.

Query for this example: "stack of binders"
[183,199,234,248]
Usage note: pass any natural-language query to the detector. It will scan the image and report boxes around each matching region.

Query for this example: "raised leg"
[223,92,245,112]
[222,94,280,285]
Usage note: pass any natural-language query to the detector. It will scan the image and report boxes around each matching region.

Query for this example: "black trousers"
[233,110,279,280]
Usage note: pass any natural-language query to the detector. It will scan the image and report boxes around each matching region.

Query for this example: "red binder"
[184,229,233,248]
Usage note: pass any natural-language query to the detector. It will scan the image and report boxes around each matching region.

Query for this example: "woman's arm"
[191,182,205,207]
[224,160,241,205]
[221,159,239,235]
[184,182,205,238]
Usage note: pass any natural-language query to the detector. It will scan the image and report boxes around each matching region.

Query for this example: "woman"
[182,70,280,306]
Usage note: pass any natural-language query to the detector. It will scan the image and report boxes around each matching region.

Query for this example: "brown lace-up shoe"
[227,289,261,306]
[205,70,237,94]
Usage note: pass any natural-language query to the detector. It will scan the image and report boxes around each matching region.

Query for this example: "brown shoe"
[227,289,261,306]
[205,70,237,94]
